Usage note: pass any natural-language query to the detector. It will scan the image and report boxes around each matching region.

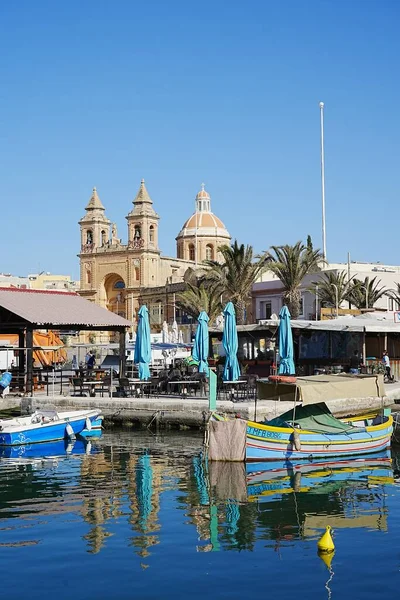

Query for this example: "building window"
[264,302,272,319]
[86,230,93,245]
[205,244,214,260]
[101,230,107,246]
[299,296,304,317]
[135,267,140,281]
[114,280,125,289]
[149,225,154,243]
[189,244,195,261]
[134,225,142,239]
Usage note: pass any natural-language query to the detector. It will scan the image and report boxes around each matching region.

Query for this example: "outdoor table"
[167,380,203,397]
[222,380,247,402]
[128,378,150,397]
[83,379,111,397]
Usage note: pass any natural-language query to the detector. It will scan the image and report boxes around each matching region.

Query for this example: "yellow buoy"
[317,525,335,553]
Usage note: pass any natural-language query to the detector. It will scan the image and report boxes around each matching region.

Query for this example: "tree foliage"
[312,271,353,309]
[204,240,269,324]
[265,241,324,318]
[346,276,387,309]
[176,282,222,325]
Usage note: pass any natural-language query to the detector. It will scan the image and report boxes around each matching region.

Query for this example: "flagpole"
[319,101,327,261]
[195,191,198,268]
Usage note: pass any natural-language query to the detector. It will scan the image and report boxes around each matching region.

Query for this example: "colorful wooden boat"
[246,403,393,462]
[0,409,102,446]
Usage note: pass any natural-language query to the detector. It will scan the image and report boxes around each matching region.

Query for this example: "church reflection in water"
[0,434,395,562]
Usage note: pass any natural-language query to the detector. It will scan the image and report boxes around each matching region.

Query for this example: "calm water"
[1,431,400,600]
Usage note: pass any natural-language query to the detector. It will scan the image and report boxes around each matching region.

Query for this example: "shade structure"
[222,302,241,381]
[192,311,210,375]
[134,305,151,380]
[278,305,295,375]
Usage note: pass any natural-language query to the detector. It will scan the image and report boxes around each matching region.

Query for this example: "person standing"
[349,350,360,374]
[87,351,96,370]
[382,351,391,381]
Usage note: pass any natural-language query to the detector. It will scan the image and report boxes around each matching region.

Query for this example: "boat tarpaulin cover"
[257,374,384,405]
[267,402,359,434]
[208,419,247,461]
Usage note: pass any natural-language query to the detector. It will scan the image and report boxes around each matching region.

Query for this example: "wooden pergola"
[0,288,131,393]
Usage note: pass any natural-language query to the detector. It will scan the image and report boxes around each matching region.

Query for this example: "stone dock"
[1,381,399,428]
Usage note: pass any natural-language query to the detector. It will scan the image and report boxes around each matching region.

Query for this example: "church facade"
[78,180,230,335]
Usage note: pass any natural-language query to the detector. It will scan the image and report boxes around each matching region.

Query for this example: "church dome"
[176,184,230,240]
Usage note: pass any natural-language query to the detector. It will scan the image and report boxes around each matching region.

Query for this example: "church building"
[78,180,230,335]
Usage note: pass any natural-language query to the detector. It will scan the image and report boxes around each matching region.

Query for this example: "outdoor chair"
[246,374,259,401]
[187,372,207,396]
[144,377,161,398]
[71,377,91,397]
[117,377,133,398]
[96,377,111,397]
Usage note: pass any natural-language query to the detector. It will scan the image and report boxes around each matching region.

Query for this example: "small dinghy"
[0,409,102,446]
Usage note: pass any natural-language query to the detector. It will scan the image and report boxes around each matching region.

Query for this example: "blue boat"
[0,409,102,446]
[79,414,104,438]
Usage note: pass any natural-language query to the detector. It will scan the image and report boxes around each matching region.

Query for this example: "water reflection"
[0,432,396,563]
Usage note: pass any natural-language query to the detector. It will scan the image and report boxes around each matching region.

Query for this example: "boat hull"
[246,416,393,461]
[0,410,101,446]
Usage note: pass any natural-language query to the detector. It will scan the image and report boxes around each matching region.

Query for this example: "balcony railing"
[128,238,145,250]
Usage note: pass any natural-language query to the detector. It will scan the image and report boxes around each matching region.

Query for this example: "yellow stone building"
[78,180,230,333]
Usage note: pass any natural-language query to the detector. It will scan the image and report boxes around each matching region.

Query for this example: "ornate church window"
[206,244,214,260]
[189,244,195,261]
[149,225,154,243]
[134,225,142,239]
[114,280,125,289]
[101,230,107,246]
[86,230,93,245]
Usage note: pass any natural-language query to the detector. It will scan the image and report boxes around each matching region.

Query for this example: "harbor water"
[1,430,400,599]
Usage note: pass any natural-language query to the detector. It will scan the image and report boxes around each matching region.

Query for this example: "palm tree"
[312,271,353,311]
[387,282,400,309]
[347,276,387,309]
[265,241,324,318]
[176,282,222,325]
[204,240,269,325]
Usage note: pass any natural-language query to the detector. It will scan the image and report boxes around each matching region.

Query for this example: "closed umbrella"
[192,311,209,375]
[170,320,179,343]
[222,301,241,381]
[134,305,151,380]
[278,305,295,375]
[162,321,169,343]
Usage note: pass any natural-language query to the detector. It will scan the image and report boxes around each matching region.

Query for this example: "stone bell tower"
[79,187,111,251]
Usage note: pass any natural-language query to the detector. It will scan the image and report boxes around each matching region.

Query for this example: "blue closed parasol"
[222,302,241,381]
[278,305,295,375]
[192,311,210,375]
[134,305,151,380]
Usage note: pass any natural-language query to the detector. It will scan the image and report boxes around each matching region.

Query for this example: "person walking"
[349,350,360,374]
[382,351,391,381]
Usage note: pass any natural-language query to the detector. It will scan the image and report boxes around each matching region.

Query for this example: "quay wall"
[9,393,394,429]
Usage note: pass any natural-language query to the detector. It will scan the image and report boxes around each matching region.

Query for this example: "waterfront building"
[78,180,230,336]
[252,261,400,322]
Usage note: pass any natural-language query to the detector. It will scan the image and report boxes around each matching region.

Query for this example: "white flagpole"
[319,101,327,261]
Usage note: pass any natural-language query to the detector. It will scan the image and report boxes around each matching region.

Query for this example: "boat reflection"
[0,435,98,461]
[192,451,394,552]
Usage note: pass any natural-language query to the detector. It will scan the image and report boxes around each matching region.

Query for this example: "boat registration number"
[247,426,282,439]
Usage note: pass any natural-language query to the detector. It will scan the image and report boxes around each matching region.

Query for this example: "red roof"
[0,287,131,328]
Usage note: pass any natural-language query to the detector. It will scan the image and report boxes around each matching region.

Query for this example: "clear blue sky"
[1,0,399,278]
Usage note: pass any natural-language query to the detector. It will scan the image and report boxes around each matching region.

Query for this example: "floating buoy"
[317,525,335,553]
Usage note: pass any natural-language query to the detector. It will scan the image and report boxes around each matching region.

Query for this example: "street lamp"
[331,283,339,318]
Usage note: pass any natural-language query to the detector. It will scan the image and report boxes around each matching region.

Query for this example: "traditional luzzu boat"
[207,375,393,462]
[0,409,103,446]
[246,403,393,462]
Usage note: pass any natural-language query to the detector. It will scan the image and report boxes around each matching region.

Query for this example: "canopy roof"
[0,288,131,330]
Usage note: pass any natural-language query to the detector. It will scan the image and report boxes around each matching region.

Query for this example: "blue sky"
[1,0,399,278]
